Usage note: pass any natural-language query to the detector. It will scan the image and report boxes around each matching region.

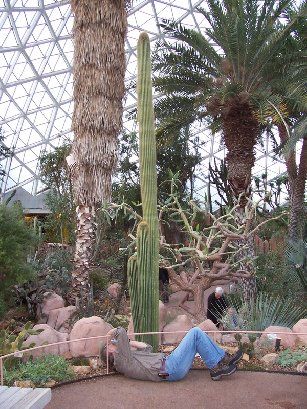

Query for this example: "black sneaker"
[210,362,237,381]
[223,349,243,366]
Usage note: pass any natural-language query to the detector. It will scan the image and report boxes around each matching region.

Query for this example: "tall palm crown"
[153,0,303,201]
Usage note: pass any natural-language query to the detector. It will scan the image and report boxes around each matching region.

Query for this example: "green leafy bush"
[277,348,307,367]
[0,203,37,317]
[4,355,75,386]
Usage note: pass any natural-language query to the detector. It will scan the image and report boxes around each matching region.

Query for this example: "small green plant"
[0,322,40,356]
[90,269,108,293]
[277,348,307,368]
[0,322,43,370]
[69,357,90,366]
[107,314,129,329]
[4,355,75,386]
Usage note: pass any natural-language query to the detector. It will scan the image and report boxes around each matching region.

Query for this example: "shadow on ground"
[46,370,307,409]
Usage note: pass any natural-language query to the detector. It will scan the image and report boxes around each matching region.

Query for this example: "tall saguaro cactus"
[128,32,159,350]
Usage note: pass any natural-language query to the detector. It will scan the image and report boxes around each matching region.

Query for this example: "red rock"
[293,319,307,346]
[70,316,113,357]
[47,305,77,332]
[40,292,65,320]
[107,283,122,299]
[162,315,193,344]
[23,324,69,358]
[261,326,297,349]
[198,320,222,343]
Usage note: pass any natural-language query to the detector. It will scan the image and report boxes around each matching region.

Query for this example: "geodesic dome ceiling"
[0,0,288,200]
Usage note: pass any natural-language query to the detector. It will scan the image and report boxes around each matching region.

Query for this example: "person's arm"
[129,340,149,350]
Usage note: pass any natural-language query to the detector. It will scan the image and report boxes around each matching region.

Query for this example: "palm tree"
[153,0,304,300]
[154,0,303,203]
[270,5,307,242]
[69,0,129,305]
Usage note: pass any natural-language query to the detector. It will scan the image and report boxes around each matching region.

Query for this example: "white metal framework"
[0,0,287,201]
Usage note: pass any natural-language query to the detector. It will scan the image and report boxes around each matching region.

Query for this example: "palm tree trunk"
[278,124,307,241]
[222,99,259,301]
[222,98,259,203]
[288,138,307,240]
[70,0,128,304]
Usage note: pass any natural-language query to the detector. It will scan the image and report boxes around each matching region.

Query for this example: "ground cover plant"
[4,355,75,387]
[277,348,307,367]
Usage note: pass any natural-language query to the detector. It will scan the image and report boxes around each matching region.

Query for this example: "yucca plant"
[285,239,307,290]
[222,292,306,331]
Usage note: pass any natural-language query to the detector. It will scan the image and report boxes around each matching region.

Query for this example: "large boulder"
[197,320,222,343]
[107,283,122,299]
[260,326,297,349]
[23,324,70,358]
[293,319,307,346]
[162,315,193,344]
[47,306,77,333]
[38,292,65,322]
[70,316,113,357]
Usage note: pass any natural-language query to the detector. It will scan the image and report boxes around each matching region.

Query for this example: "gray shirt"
[113,327,164,382]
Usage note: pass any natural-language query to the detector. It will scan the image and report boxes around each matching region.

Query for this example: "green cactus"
[127,32,159,349]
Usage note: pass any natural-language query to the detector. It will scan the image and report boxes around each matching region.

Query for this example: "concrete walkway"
[46,371,307,409]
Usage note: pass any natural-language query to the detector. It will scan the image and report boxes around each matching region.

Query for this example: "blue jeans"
[165,327,225,381]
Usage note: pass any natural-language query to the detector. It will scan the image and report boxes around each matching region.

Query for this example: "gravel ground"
[46,370,307,409]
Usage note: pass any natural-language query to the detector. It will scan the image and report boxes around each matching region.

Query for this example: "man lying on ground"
[101,327,242,382]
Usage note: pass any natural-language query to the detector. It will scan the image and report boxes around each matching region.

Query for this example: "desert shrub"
[255,251,303,299]
[90,269,108,293]
[277,348,307,367]
[222,292,306,332]
[4,355,75,386]
[0,203,38,317]
[13,248,73,316]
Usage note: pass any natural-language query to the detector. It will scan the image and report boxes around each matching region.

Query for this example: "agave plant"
[222,292,306,331]
[285,239,307,290]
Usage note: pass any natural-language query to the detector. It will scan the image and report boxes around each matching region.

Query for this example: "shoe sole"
[211,365,237,381]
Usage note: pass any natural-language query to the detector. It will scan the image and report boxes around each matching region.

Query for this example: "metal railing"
[1,329,306,386]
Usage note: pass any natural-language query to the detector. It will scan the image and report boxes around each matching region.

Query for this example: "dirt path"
[46,370,307,409]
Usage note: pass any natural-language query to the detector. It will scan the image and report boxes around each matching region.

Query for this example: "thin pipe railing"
[1,329,306,386]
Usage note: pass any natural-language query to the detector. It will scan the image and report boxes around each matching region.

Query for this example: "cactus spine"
[128,32,159,349]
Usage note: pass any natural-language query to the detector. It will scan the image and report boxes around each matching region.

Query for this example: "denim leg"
[165,327,225,381]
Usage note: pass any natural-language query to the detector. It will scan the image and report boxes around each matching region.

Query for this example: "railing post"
[106,337,109,375]
[0,357,3,386]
